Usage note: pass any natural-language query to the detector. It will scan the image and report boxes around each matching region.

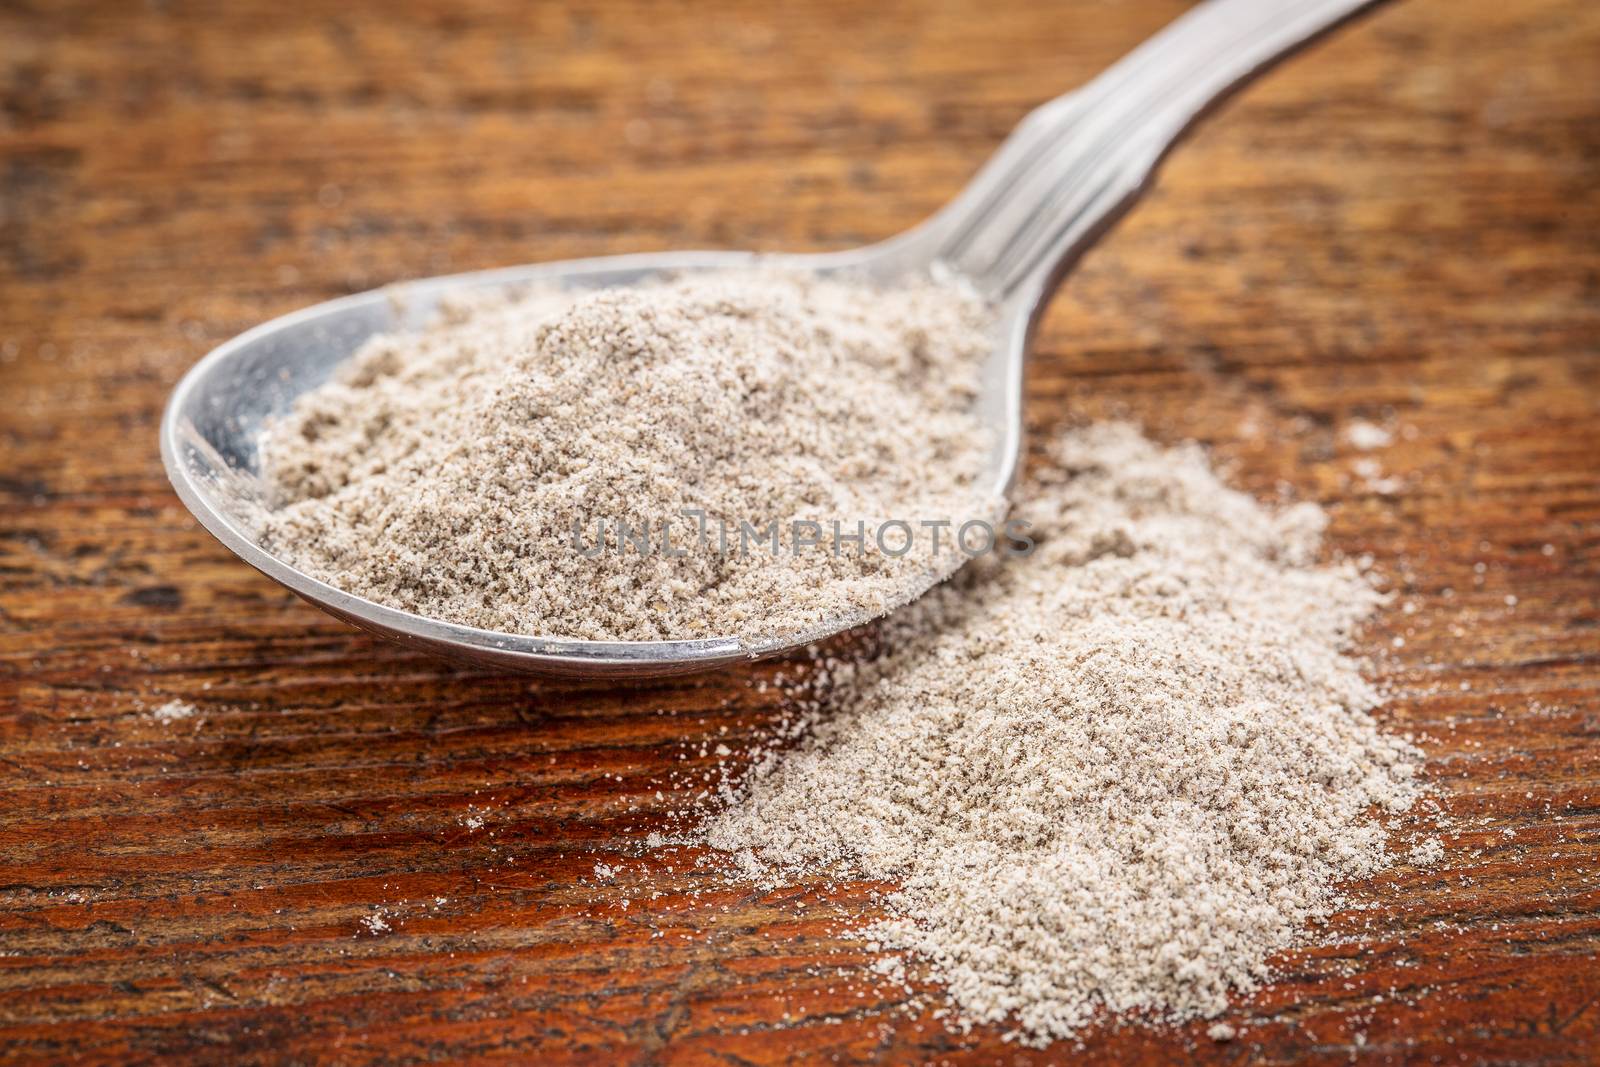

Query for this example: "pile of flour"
[258,272,994,641]
[705,423,1427,1042]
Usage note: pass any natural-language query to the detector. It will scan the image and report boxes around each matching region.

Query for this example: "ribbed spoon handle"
[933,0,1388,301]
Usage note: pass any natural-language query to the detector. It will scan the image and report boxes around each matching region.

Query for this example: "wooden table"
[3,0,1598,1062]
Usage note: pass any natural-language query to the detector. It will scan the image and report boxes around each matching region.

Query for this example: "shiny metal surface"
[161,0,1383,677]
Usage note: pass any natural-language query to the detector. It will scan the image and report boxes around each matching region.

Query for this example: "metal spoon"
[162,0,1384,677]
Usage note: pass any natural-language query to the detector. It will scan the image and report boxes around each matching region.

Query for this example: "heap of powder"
[257,272,995,641]
[704,423,1427,1042]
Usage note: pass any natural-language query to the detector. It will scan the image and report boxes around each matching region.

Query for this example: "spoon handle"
[931,0,1388,302]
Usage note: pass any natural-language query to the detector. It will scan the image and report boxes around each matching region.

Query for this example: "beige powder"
[259,266,1429,1043]
[704,423,1429,1043]
[257,272,995,642]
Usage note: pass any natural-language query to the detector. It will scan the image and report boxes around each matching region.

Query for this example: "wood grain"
[3,0,1599,1062]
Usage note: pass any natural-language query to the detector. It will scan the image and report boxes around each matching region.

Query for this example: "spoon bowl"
[162,0,1382,677]
[161,248,1026,677]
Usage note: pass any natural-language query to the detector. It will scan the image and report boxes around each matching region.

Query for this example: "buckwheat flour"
[257,272,995,641]
[704,422,1429,1043]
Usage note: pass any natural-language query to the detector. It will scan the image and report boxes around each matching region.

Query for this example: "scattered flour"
[1408,837,1445,866]
[1352,457,1405,496]
[1343,419,1393,451]
[150,699,198,724]
[704,423,1427,1044]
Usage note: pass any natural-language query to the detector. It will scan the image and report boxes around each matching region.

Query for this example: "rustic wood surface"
[3,0,1599,1062]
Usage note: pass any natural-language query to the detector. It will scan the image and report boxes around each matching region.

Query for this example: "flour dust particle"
[150,699,198,724]
[704,423,1429,1043]
[257,271,995,642]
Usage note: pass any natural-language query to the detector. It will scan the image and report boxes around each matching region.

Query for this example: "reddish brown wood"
[2,0,1598,1062]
